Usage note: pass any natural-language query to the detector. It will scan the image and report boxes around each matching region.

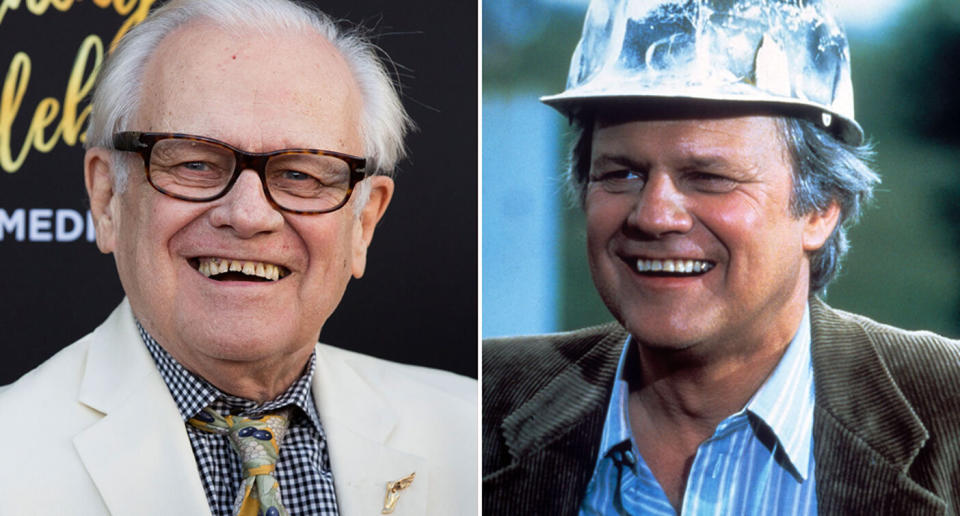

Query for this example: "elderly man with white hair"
[0,1,476,515]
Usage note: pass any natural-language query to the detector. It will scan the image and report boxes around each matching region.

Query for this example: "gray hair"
[85,0,412,208]
[567,115,879,294]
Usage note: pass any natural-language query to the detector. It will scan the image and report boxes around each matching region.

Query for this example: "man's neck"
[623,301,808,510]
[633,336,791,427]
[627,296,807,426]
[184,350,315,403]
[139,322,315,403]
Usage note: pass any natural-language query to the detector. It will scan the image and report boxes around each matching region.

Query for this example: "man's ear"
[802,201,841,252]
[84,148,119,254]
[351,176,394,279]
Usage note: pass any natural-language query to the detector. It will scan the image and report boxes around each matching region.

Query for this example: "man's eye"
[592,169,646,192]
[609,170,642,180]
[593,169,645,182]
[688,172,737,193]
[282,170,312,181]
[172,160,224,178]
[181,161,210,171]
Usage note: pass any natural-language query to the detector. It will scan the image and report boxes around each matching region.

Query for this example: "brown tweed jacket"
[482,298,960,515]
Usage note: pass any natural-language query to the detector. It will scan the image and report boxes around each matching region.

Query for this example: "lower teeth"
[210,272,271,282]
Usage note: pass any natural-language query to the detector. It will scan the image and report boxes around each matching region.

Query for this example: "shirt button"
[623,450,637,466]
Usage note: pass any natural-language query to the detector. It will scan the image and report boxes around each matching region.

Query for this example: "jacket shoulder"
[314,342,477,456]
[0,331,109,511]
[0,333,96,419]
[483,322,624,403]
[314,343,477,514]
[315,343,476,406]
[482,324,625,473]
[818,303,960,397]
[811,301,960,508]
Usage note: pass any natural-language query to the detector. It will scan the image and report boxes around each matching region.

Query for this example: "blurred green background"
[482,0,960,338]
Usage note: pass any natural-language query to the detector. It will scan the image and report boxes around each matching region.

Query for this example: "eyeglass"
[112,132,368,214]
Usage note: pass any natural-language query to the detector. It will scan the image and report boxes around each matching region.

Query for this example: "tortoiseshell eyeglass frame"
[112,131,368,215]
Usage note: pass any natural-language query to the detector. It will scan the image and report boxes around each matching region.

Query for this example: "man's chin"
[173,317,316,360]
[617,307,721,352]
[626,326,703,351]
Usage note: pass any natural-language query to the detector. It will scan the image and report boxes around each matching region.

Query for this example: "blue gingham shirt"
[138,322,339,516]
[580,306,816,515]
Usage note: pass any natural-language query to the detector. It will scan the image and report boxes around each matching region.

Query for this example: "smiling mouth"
[633,258,716,277]
[191,257,289,282]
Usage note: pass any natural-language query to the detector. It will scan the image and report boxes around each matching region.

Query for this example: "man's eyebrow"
[591,153,648,171]
[591,153,736,172]
[677,155,735,170]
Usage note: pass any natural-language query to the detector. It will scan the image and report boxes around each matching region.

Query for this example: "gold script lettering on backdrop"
[0,0,154,48]
[0,35,101,173]
[0,0,155,173]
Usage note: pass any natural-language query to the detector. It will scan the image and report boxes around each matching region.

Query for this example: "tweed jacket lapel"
[484,325,628,515]
[809,298,945,514]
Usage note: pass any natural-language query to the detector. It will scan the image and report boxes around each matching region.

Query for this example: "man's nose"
[626,172,693,237]
[208,169,284,237]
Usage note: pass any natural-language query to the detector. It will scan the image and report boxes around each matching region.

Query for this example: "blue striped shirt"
[580,306,816,515]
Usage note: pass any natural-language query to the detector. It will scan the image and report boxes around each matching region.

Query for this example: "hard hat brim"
[541,90,864,146]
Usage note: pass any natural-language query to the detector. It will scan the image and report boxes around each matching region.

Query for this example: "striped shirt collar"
[136,320,324,434]
[598,304,815,480]
[744,304,814,480]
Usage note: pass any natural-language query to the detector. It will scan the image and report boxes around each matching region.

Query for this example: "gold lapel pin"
[382,472,416,514]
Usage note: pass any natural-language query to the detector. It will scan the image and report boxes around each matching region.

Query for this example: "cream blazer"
[0,299,477,515]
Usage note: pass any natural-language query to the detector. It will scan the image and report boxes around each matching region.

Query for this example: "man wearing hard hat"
[483,0,960,513]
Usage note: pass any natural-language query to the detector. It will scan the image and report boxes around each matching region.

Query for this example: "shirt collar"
[136,320,324,433]
[597,304,815,479]
[744,303,815,480]
[596,341,635,465]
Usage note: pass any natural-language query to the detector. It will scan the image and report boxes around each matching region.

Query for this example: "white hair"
[85,0,412,210]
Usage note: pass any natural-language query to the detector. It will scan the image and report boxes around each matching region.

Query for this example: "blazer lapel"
[72,300,211,515]
[312,345,427,516]
[484,326,627,515]
[810,299,945,514]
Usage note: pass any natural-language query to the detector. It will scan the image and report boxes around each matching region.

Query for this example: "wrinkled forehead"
[589,99,789,130]
[135,20,363,152]
[588,102,792,169]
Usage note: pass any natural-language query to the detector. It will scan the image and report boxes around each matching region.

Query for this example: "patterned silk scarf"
[189,407,292,516]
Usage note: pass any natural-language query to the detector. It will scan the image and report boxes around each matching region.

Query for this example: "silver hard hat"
[542,0,863,144]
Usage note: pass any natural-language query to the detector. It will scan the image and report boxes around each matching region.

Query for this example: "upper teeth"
[197,257,284,280]
[636,259,714,274]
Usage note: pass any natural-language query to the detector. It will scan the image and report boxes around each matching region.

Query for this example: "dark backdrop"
[0,0,477,383]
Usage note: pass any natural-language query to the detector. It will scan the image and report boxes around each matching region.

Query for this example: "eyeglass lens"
[148,138,353,212]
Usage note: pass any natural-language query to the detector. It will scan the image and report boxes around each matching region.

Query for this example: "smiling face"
[585,114,838,356]
[84,22,393,390]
